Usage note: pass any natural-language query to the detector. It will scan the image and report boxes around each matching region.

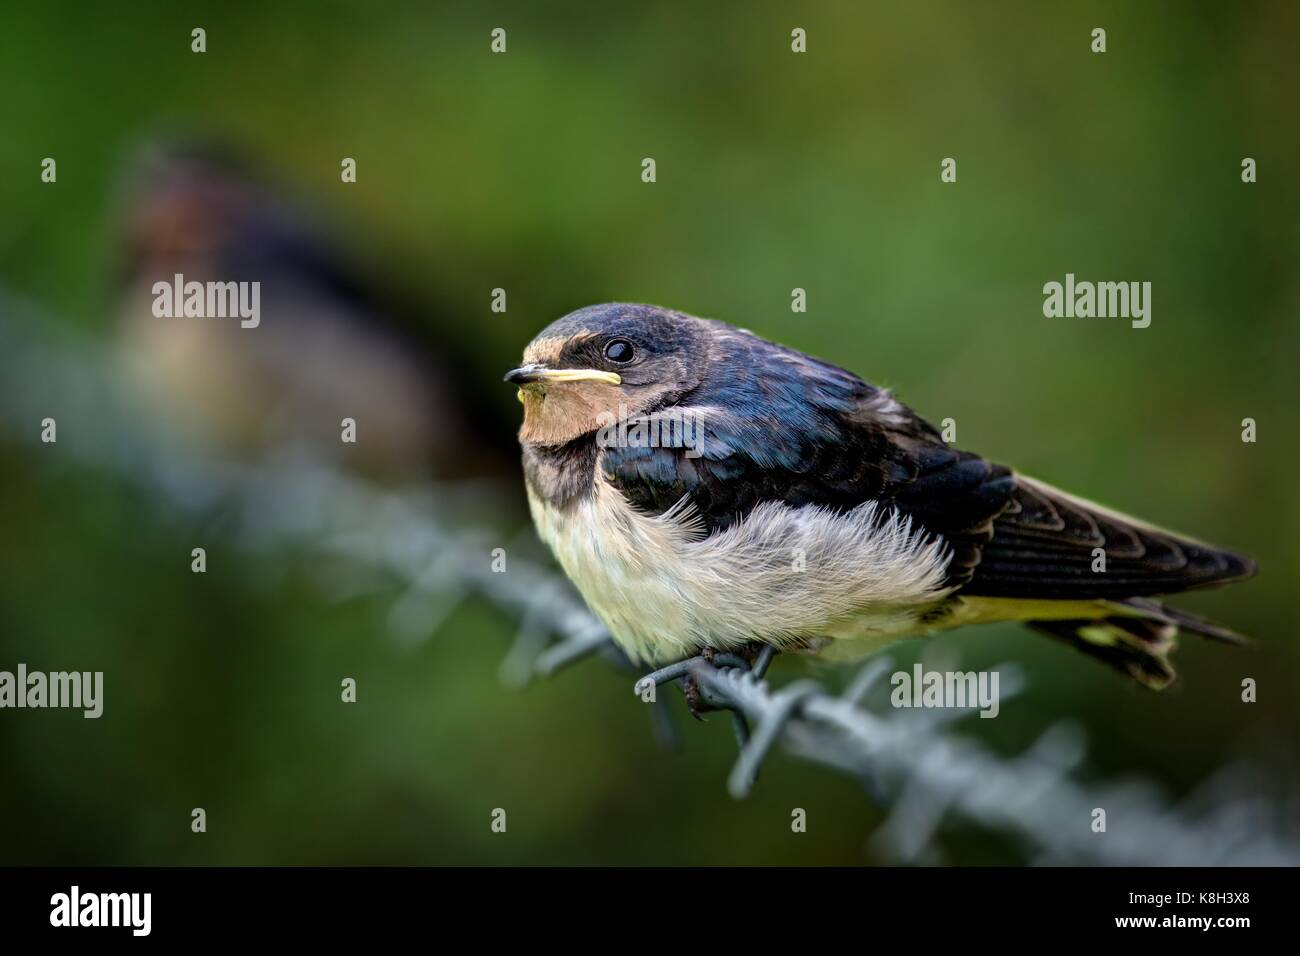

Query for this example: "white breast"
[527,477,954,666]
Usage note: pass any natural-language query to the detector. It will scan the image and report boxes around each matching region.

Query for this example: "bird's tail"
[1028,597,1248,690]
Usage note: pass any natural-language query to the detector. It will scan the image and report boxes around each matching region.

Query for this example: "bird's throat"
[518,382,625,446]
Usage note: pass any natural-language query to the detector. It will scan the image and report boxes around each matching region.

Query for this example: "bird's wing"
[602,392,1254,599]
[600,384,1015,589]
[965,475,1255,598]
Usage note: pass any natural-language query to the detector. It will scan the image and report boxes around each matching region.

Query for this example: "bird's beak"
[503,364,622,386]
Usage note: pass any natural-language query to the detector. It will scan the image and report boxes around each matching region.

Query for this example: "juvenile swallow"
[507,303,1257,689]
[114,140,514,481]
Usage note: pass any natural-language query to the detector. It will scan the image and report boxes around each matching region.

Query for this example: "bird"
[506,302,1257,691]
[113,140,516,483]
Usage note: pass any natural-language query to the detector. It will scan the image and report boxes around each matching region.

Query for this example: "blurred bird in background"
[508,303,1258,691]
[113,140,516,484]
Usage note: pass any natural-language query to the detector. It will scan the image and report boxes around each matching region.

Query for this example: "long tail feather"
[1028,599,1249,689]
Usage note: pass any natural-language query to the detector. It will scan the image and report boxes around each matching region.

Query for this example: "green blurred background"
[1,1,1296,864]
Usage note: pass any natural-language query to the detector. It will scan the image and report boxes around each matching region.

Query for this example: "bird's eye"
[603,338,635,364]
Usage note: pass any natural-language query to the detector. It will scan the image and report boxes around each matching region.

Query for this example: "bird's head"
[506,303,711,445]
[117,141,259,276]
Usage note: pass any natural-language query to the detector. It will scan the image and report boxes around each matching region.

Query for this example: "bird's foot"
[682,648,718,719]
[682,643,773,720]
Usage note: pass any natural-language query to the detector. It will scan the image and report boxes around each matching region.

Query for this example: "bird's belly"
[527,480,954,666]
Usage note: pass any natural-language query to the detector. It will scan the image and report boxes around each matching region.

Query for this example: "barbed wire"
[2,288,1296,865]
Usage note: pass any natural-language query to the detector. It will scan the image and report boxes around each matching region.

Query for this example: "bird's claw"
[680,647,715,718]
[637,643,776,720]
[682,643,773,719]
